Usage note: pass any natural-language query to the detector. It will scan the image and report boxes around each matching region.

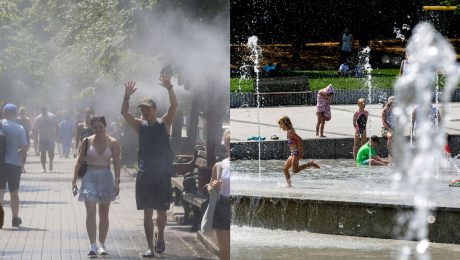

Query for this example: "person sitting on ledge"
[278,116,320,187]
[262,60,280,77]
[337,59,353,77]
[263,60,277,72]
[356,135,390,166]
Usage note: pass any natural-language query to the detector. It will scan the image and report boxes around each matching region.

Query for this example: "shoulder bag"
[77,138,89,179]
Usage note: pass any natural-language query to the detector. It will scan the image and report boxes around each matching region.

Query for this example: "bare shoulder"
[382,107,388,114]
[107,135,119,145]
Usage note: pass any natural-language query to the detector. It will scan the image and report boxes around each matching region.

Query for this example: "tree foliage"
[0,0,227,105]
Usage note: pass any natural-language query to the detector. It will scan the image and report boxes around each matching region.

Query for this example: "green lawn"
[231,69,400,92]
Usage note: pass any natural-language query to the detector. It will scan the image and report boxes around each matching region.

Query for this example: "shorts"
[78,169,116,203]
[362,159,370,165]
[213,196,230,230]
[135,171,172,211]
[0,163,22,192]
[39,140,55,153]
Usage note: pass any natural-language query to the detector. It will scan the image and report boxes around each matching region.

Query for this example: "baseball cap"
[3,103,17,114]
[388,96,396,104]
[138,98,157,109]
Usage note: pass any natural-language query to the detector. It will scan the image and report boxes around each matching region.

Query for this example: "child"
[278,116,320,187]
[352,98,369,160]
[356,135,390,166]
[316,84,334,138]
[443,134,452,158]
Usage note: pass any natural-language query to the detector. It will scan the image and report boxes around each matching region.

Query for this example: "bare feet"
[308,160,320,169]
[284,179,292,187]
[320,135,327,138]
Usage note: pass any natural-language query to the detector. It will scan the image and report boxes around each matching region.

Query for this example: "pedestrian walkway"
[231,103,460,141]
[0,154,217,259]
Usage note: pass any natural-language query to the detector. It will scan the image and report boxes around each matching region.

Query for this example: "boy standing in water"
[278,116,320,187]
[352,98,369,160]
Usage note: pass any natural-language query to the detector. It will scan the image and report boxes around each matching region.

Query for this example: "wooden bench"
[171,148,211,231]
[173,145,206,176]
[254,76,313,105]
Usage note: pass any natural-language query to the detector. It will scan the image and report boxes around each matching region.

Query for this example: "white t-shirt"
[217,158,230,197]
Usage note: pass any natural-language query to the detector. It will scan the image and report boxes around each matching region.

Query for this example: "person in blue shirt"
[0,103,28,227]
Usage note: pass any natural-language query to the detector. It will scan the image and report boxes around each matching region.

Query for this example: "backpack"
[0,120,6,165]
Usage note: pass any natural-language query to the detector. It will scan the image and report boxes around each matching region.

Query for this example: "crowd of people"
[0,70,230,259]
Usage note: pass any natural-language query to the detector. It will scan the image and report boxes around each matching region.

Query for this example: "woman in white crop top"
[207,130,230,260]
[72,115,121,256]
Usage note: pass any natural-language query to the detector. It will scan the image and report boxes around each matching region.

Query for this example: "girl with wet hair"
[278,116,320,187]
[352,98,369,160]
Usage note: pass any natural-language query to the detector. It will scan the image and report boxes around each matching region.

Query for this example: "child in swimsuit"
[352,98,369,160]
[316,84,334,138]
[278,116,320,187]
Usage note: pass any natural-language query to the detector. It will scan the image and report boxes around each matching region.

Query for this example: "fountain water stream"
[392,22,460,260]
[247,36,262,178]
[232,19,460,260]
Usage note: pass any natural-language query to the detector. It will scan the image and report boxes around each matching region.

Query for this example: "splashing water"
[392,22,460,260]
[357,46,373,166]
[402,24,411,30]
[238,64,252,93]
[247,36,262,178]
[394,27,406,41]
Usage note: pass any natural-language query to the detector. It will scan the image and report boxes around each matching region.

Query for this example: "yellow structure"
[422,6,457,11]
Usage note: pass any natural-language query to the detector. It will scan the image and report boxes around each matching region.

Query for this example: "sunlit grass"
[230,69,401,92]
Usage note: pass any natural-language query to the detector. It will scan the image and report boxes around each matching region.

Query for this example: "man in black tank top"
[121,75,178,257]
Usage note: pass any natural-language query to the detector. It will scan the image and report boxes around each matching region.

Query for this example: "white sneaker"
[98,244,108,255]
[88,244,98,257]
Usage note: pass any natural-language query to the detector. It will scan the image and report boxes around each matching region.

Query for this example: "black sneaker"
[12,217,22,227]
[142,248,155,258]
[155,240,165,254]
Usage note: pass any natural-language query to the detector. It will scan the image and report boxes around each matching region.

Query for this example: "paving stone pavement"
[0,153,217,260]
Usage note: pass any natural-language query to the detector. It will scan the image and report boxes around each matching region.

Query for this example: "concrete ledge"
[231,135,460,160]
[231,195,460,244]
[230,89,460,108]
[197,231,220,257]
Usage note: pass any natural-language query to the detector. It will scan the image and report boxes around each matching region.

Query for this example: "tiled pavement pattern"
[0,153,217,260]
